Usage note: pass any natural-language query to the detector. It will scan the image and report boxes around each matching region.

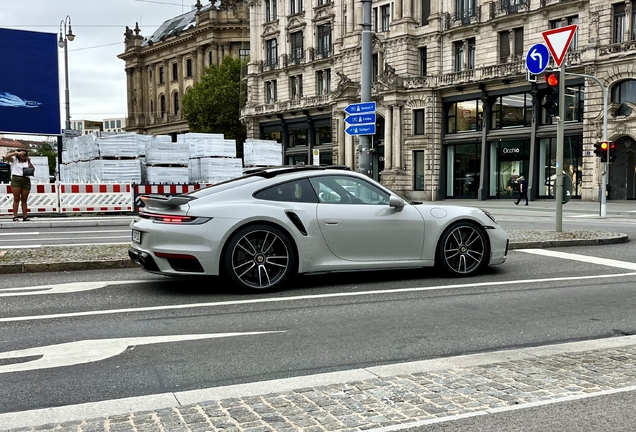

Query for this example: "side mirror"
[388,194,405,211]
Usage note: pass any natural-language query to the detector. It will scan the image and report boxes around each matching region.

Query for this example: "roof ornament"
[195,0,203,11]
[134,22,141,36]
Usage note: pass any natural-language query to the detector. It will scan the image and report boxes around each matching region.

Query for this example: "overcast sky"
[1,0,196,138]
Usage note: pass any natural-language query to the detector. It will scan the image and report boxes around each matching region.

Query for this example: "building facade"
[118,0,250,140]
[103,117,127,133]
[70,119,103,136]
[242,0,636,201]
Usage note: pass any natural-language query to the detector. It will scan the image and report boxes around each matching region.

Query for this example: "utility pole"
[555,61,565,232]
[358,0,373,177]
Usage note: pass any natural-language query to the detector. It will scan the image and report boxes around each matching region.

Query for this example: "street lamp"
[58,15,75,131]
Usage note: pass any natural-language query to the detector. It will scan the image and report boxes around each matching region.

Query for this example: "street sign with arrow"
[525,43,550,75]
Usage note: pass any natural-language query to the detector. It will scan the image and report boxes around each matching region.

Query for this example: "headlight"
[480,208,497,224]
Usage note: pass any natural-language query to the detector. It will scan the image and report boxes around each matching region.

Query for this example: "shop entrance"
[609,136,636,200]
[446,143,481,199]
[489,140,529,199]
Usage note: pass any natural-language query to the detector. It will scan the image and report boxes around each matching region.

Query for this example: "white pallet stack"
[144,140,189,184]
[30,156,51,184]
[200,157,243,184]
[243,139,282,167]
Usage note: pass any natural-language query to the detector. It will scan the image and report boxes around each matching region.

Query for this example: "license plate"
[132,229,142,243]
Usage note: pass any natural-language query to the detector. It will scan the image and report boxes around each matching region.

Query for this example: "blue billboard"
[0,28,61,135]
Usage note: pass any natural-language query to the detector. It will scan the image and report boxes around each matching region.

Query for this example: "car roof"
[243,165,351,178]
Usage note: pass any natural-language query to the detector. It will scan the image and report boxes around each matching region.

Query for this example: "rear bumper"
[128,247,160,272]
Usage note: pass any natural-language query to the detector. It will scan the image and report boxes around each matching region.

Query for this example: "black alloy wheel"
[436,221,488,276]
[225,224,295,291]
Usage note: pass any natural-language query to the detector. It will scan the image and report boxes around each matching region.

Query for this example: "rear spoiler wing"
[140,194,196,211]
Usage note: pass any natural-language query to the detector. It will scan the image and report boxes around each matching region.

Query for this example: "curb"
[508,233,629,250]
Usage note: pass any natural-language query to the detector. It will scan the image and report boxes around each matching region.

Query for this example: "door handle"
[323,219,343,225]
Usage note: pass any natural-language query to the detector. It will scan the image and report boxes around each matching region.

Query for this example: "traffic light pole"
[555,62,565,232]
[565,72,608,217]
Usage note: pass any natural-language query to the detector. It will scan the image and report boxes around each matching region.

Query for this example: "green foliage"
[183,56,247,157]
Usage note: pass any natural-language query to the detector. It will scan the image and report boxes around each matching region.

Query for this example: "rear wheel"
[224,224,296,291]
[436,221,488,276]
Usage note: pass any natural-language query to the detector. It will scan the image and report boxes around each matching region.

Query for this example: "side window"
[254,179,317,203]
[309,176,390,205]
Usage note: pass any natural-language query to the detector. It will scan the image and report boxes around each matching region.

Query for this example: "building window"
[110,120,115,129]
[456,0,476,22]
[550,17,579,51]
[414,151,425,191]
[104,121,108,129]
[290,0,302,15]
[288,129,308,147]
[372,53,379,82]
[514,28,524,60]
[266,38,278,66]
[208,51,212,66]
[264,0,277,22]
[116,119,121,128]
[159,67,165,84]
[499,31,509,63]
[150,100,154,115]
[611,79,636,116]
[492,94,532,129]
[467,38,476,69]
[421,0,430,25]
[315,125,332,145]
[419,47,427,76]
[317,24,332,58]
[381,4,391,32]
[447,100,483,133]
[160,95,166,117]
[290,75,303,100]
[186,58,193,77]
[454,41,464,72]
[173,92,179,114]
[172,63,178,81]
[290,31,303,64]
[317,69,331,95]
[149,69,153,82]
[239,49,250,61]
[613,3,626,43]
[632,0,636,40]
[266,80,277,103]
[413,109,425,135]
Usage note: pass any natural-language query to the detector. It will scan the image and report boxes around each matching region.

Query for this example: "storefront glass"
[491,94,532,129]
[489,140,529,198]
[447,100,483,133]
[446,143,481,198]
[538,136,582,198]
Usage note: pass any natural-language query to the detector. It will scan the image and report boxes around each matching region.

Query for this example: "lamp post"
[58,15,75,131]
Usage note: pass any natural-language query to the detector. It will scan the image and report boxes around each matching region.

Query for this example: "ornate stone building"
[118,0,250,139]
[241,0,636,201]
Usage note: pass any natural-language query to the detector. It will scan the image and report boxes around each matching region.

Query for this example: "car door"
[309,175,425,261]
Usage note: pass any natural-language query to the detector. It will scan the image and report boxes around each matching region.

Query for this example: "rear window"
[186,175,264,198]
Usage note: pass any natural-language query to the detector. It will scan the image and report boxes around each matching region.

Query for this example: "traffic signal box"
[543,72,560,115]
[594,141,615,163]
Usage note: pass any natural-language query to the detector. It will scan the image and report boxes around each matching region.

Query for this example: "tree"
[183,56,247,157]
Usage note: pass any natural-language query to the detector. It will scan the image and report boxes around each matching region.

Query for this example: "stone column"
[217,43,223,64]
[395,0,403,20]
[384,106,393,169]
[393,105,402,169]
[133,65,143,123]
[403,0,412,20]
[126,67,134,118]
[194,47,203,83]
[347,0,355,33]
[163,60,171,118]
[345,133,354,169]
[177,55,184,117]
[337,113,345,165]
[151,63,158,122]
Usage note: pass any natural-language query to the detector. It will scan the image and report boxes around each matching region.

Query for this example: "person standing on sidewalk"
[5,150,34,221]
[515,175,528,206]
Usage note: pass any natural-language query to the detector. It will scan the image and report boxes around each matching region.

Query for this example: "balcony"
[283,49,306,67]
[444,7,481,30]
[259,58,280,72]
[598,40,636,57]
[309,46,333,61]
[490,0,529,19]
[245,94,331,116]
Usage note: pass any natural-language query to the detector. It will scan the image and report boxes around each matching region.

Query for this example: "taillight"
[139,211,210,224]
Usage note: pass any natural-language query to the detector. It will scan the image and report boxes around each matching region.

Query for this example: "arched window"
[150,99,154,115]
[149,68,153,81]
[173,92,179,114]
[611,79,636,116]
[160,94,166,117]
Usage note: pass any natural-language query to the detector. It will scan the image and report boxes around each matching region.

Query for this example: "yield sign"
[542,24,578,67]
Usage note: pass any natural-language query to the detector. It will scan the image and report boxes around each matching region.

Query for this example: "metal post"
[565,72,608,216]
[358,0,373,177]
[64,39,71,131]
[555,62,565,232]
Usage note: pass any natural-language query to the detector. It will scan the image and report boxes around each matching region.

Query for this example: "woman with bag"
[5,150,34,221]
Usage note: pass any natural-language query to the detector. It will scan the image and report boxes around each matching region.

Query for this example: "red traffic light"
[545,73,559,86]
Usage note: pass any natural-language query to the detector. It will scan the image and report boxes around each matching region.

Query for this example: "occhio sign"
[502,148,520,154]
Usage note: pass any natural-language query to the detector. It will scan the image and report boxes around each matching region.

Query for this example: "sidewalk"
[3,336,636,431]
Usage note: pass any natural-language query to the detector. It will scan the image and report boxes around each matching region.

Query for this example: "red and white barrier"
[60,183,132,213]
[0,184,58,215]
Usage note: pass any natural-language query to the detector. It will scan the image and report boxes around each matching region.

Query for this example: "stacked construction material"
[143,140,189,184]
[179,133,243,183]
[30,156,51,184]
[243,139,282,167]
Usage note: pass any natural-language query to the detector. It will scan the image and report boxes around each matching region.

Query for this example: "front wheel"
[224,224,296,292]
[436,221,489,276]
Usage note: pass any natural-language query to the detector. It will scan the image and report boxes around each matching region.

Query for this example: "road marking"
[0,280,156,297]
[567,214,600,218]
[516,249,636,271]
[0,241,130,249]
[0,229,130,236]
[2,272,635,323]
[0,236,129,243]
[0,332,284,374]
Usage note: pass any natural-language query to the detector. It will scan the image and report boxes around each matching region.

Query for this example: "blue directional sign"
[344,101,376,115]
[344,113,376,125]
[345,124,376,136]
[525,43,550,75]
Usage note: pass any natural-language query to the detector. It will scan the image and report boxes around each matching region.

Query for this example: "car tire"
[436,221,489,277]
[224,224,296,292]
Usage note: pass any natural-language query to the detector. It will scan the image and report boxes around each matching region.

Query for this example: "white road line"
[0,332,285,374]
[0,241,130,249]
[516,249,636,271]
[567,214,600,218]
[0,229,129,236]
[0,280,156,297]
[2,272,635,323]
[0,235,129,243]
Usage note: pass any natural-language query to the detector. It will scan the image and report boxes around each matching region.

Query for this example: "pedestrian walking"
[5,150,34,221]
[514,175,528,206]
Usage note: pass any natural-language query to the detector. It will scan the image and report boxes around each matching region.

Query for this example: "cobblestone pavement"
[3,341,636,432]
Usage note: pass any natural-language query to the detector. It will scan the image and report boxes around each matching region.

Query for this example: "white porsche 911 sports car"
[129,166,508,291]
